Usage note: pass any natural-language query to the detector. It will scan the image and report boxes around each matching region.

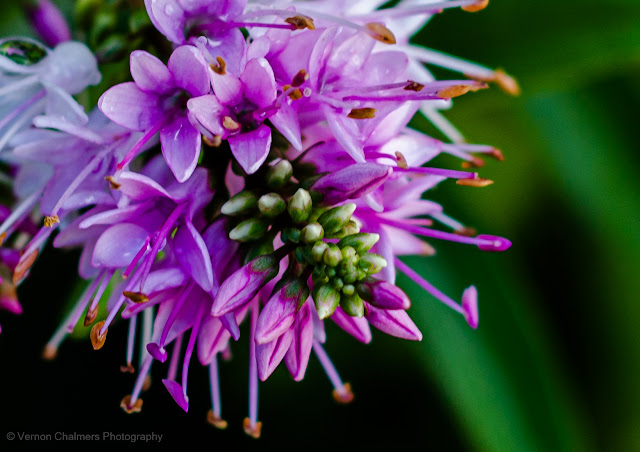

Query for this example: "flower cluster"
[0,0,515,438]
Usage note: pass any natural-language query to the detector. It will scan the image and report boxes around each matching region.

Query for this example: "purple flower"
[23,0,72,47]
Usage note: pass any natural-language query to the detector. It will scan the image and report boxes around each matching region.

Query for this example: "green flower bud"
[258,193,286,218]
[310,241,329,262]
[266,160,293,189]
[244,239,275,263]
[343,270,358,285]
[331,277,344,291]
[326,267,337,278]
[313,285,341,319]
[340,293,364,317]
[337,233,380,254]
[323,243,343,267]
[327,220,361,239]
[229,218,269,242]
[294,246,309,264]
[342,284,355,296]
[281,227,301,244]
[358,253,387,274]
[317,203,356,235]
[221,191,257,216]
[300,222,324,244]
[287,188,312,224]
[307,206,330,223]
[341,246,357,261]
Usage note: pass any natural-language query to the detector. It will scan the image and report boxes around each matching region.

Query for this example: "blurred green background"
[1,1,640,450]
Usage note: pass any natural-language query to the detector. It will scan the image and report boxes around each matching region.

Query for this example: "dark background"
[2,0,640,450]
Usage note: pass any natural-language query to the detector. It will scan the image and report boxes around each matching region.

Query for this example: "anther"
[285,15,315,30]
[203,134,222,147]
[105,176,121,189]
[90,321,108,350]
[13,250,38,285]
[120,364,135,373]
[43,215,59,227]
[456,177,494,187]
[209,56,226,75]
[461,157,485,168]
[365,23,396,44]
[454,227,477,237]
[489,148,505,161]
[395,151,408,169]
[142,376,152,392]
[494,69,520,96]
[42,344,57,361]
[348,108,376,119]
[437,83,484,99]
[123,291,149,304]
[0,232,7,246]
[120,395,143,414]
[289,88,303,100]
[243,418,262,439]
[207,410,228,429]
[83,304,98,326]
[461,0,489,12]
[332,382,355,404]
[404,81,424,92]
[222,116,241,131]
[292,69,309,87]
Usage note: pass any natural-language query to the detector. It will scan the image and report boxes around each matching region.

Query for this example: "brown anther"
[438,83,485,99]
[285,15,315,30]
[404,81,424,92]
[292,69,309,87]
[120,364,135,373]
[222,116,241,131]
[395,151,409,169]
[332,382,354,404]
[461,157,485,169]
[455,226,477,237]
[0,232,6,246]
[422,242,437,256]
[456,177,494,187]
[282,84,292,92]
[207,410,228,429]
[83,304,99,327]
[494,69,520,96]
[105,175,121,190]
[123,291,149,304]
[243,418,262,439]
[209,56,226,75]
[42,345,58,361]
[13,250,38,285]
[489,148,505,161]
[203,134,222,147]
[461,0,489,12]
[365,22,396,44]
[43,215,59,228]
[120,395,143,414]
[348,108,376,119]
[289,88,303,100]
[90,321,108,350]
[142,375,152,392]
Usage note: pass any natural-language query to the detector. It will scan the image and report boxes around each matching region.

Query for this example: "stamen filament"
[312,340,350,399]
[126,314,138,369]
[167,333,184,382]
[116,115,168,170]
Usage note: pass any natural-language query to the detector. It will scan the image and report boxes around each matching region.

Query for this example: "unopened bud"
[221,191,258,216]
[258,193,286,218]
[310,241,329,262]
[281,227,301,244]
[313,285,341,319]
[229,218,269,242]
[356,277,410,310]
[311,163,391,206]
[317,203,356,235]
[357,254,387,275]
[340,293,364,317]
[337,233,379,254]
[323,243,343,267]
[266,160,293,189]
[300,223,324,244]
[288,188,312,224]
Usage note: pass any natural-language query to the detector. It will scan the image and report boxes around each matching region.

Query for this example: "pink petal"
[173,220,214,292]
[240,57,276,109]
[331,306,371,344]
[284,301,314,381]
[162,379,189,412]
[256,328,294,381]
[365,305,423,341]
[269,100,301,151]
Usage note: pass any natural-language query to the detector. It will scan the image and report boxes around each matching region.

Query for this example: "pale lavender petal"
[143,267,189,295]
[256,328,294,381]
[145,0,186,44]
[168,45,211,96]
[323,106,365,163]
[240,57,276,109]
[130,50,174,94]
[160,115,201,183]
[228,125,271,175]
[92,223,149,268]
[98,82,162,131]
[269,100,302,151]
[462,285,479,329]
[284,300,314,381]
[173,220,214,292]
[116,171,172,200]
[210,71,243,106]
[187,94,225,137]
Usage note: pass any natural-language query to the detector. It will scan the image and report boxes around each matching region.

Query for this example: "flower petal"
[160,115,201,183]
[92,223,149,268]
[98,82,162,131]
[331,306,371,344]
[130,50,174,94]
[256,328,294,381]
[173,220,214,292]
[284,300,314,381]
[365,305,422,341]
[168,45,211,97]
[228,125,271,175]
[240,57,276,109]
